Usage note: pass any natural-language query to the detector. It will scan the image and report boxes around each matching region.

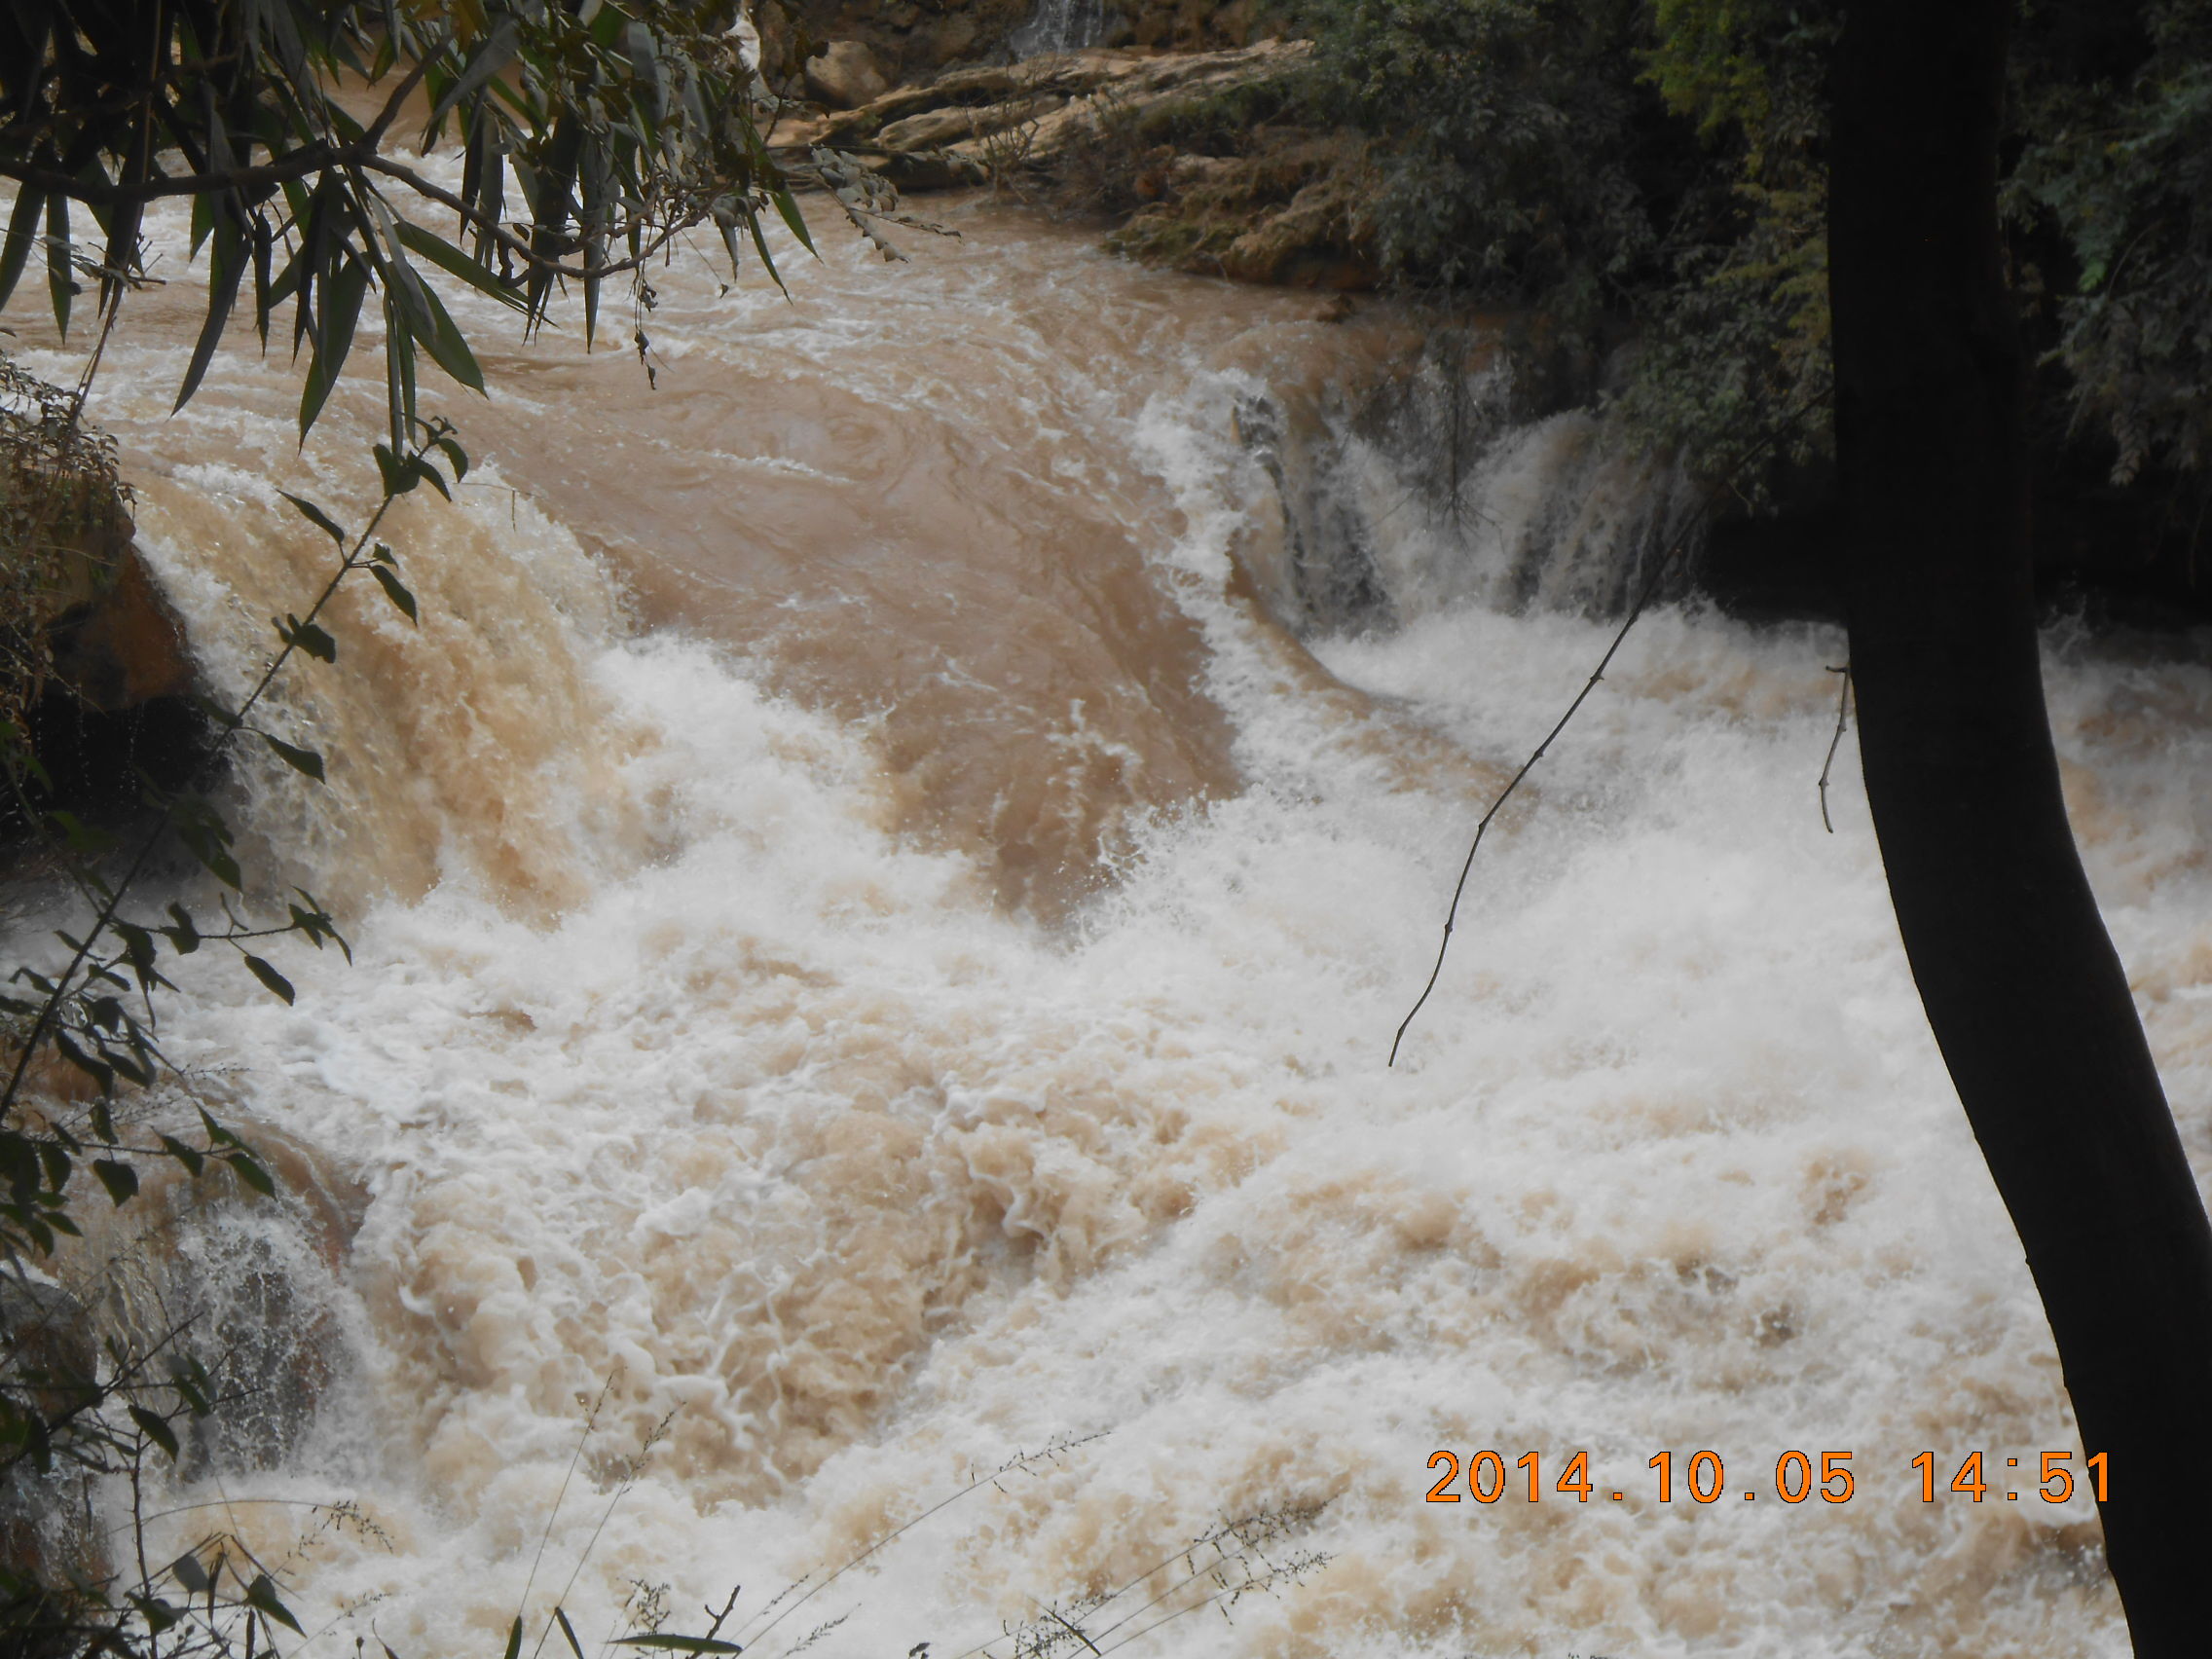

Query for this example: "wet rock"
[777,0,1259,81]
[804,38,891,108]
[46,551,194,714]
[0,1276,108,1640]
[805,39,1313,181]
[62,1120,369,1472]
[1111,132,1378,290]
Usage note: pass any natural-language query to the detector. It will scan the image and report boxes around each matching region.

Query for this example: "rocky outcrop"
[1,377,203,840]
[45,553,194,715]
[2,418,193,723]
[764,0,1271,86]
[1105,132,1376,289]
[790,40,1335,209]
[804,37,893,107]
[61,1119,369,1470]
[0,1275,107,1637]
[777,37,1378,290]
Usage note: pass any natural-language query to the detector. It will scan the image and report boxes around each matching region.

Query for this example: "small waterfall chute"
[1009,0,1105,58]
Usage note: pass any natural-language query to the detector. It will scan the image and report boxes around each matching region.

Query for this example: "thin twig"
[741,1434,1105,1654]
[1386,538,1681,1067]
[1818,663,1852,833]
[520,1370,616,1655]
[1028,1602,1102,1659]
[1387,396,1825,1066]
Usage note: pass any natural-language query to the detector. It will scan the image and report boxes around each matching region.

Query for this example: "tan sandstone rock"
[804,38,892,108]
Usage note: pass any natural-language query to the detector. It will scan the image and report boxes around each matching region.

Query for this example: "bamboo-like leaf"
[0,185,45,311]
[430,18,522,128]
[746,209,787,295]
[252,214,276,345]
[393,219,528,312]
[770,181,817,257]
[46,193,74,339]
[299,254,370,434]
[611,1639,744,1654]
[174,216,249,411]
[408,276,489,393]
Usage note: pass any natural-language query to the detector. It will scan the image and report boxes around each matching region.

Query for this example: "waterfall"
[4,185,2200,1659]
[1010,0,1106,58]
[1225,332,1702,636]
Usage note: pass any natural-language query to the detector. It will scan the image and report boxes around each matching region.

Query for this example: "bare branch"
[1388,393,1826,1065]
[1818,662,1853,832]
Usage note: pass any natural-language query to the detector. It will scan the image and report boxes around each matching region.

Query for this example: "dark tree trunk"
[1829,1,2212,1649]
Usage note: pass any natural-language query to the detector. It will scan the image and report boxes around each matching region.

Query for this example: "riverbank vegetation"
[1028,0,2210,606]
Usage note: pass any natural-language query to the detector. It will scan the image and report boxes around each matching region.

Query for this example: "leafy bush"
[1292,0,1672,321]
[2009,0,2212,484]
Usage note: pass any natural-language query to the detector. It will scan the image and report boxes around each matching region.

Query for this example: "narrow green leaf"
[299,256,371,436]
[368,563,419,622]
[770,183,818,257]
[242,955,296,1005]
[245,1574,306,1635]
[555,1607,588,1659]
[393,217,527,313]
[611,1639,744,1654]
[226,1152,276,1198]
[745,210,786,296]
[277,492,349,546]
[411,276,489,394]
[46,193,74,340]
[0,186,45,313]
[429,18,523,129]
[129,1405,181,1458]
[262,734,327,781]
[504,1615,525,1659]
[174,217,248,410]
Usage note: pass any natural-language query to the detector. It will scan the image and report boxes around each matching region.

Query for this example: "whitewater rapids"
[7,187,2209,1659]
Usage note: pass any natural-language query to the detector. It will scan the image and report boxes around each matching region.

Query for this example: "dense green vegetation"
[1287,0,2211,507]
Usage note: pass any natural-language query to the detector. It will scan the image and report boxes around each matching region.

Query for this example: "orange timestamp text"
[1424,1449,2110,1505]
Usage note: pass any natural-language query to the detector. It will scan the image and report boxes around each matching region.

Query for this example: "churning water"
[7,183,2211,1659]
